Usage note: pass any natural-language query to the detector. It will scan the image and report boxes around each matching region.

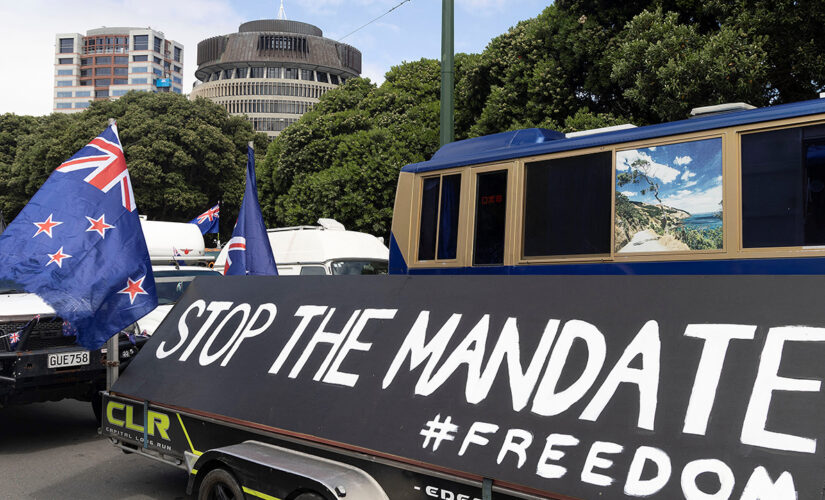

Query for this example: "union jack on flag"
[56,126,136,211]
[190,203,220,234]
[7,331,20,346]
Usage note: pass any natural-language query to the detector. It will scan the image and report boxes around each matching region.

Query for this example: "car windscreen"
[154,270,220,305]
[329,260,388,275]
[0,279,25,294]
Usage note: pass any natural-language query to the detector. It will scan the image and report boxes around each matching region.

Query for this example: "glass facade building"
[53,27,184,113]
[191,19,361,138]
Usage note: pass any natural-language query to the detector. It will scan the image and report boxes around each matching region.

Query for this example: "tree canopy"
[0,92,267,241]
[3,1,822,242]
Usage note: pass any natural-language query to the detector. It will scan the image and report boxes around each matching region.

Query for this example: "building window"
[95,78,110,87]
[59,38,74,54]
[524,152,612,258]
[113,78,128,85]
[80,69,91,77]
[56,91,72,98]
[236,67,248,78]
[173,87,182,94]
[133,55,148,62]
[58,57,73,65]
[173,65,181,73]
[330,74,340,85]
[153,36,162,52]
[174,46,182,62]
[251,67,265,78]
[75,91,91,97]
[301,69,314,81]
[131,66,147,73]
[112,90,128,97]
[153,68,162,76]
[267,67,280,78]
[75,101,90,108]
[114,56,128,65]
[57,69,73,76]
[153,56,161,64]
[173,76,182,84]
[80,80,91,86]
[133,35,148,51]
[113,67,128,76]
[95,56,111,65]
[316,72,329,83]
[95,67,111,76]
[131,78,148,84]
[284,67,298,79]
[80,57,92,65]
[57,80,72,87]
[96,89,109,98]
[56,102,72,109]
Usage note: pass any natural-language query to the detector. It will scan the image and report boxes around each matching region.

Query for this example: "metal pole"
[440,0,454,147]
[105,117,119,390]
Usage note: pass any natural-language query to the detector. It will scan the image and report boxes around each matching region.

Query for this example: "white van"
[214,219,389,275]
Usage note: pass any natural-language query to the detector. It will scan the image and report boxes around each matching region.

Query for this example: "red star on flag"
[85,214,115,238]
[118,276,147,304]
[33,214,62,238]
[46,247,72,268]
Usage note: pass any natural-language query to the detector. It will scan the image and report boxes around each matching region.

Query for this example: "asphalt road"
[0,398,189,499]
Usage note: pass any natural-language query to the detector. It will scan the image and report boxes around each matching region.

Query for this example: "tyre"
[91,394,102,424]
[198,468,244,500]
[293,493,325,500]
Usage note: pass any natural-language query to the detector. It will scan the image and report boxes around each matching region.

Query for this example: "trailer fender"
[187,440,390,500]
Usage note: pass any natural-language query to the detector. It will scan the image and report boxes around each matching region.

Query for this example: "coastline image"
[615,138,724,253]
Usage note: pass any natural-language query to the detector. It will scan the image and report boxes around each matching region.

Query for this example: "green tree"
[0,92,266,242]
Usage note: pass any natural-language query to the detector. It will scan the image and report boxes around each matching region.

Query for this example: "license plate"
[48,351,90,369]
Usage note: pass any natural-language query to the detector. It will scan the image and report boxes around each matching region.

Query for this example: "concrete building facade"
[54,27,184,113]
[190,19,361,138]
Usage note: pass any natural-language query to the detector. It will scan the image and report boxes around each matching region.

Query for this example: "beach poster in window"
[615,138,723,253]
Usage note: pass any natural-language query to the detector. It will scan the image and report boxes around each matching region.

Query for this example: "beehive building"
[190,19,362,138]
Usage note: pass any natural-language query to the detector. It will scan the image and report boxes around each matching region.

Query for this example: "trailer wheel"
[293,493,325,500]
[198,468,243,500]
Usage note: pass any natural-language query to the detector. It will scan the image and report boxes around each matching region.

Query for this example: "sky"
[0,0,549,116]
[617,138,724,215]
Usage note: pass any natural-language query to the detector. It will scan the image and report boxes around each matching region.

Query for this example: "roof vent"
[689,102,756,118]
[565,123,636,138]
[317,218,345,231]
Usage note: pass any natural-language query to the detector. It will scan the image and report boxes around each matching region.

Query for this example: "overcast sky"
[0,0,548,116]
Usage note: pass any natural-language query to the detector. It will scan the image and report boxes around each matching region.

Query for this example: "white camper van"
[214,219,389,275]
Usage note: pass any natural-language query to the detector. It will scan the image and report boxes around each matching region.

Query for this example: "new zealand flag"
[189,203,219,234]
[224,145,277,276]
[0,123,157,350]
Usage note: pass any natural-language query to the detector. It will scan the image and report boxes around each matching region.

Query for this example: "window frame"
[412,168,467,266]
[468,163,515,267]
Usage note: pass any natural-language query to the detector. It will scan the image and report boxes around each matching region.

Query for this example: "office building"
[191,19,361,138]
[54,27,184,113]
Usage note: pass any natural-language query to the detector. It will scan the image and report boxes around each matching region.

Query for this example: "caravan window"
[742,124,825,248]
[523,152,611,257]
[473,170,508,265]
[418,174,461,261]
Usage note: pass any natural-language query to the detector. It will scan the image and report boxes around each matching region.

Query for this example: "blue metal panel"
[403,257,825,276]
[402,99,825,174]
[388,233,408,275]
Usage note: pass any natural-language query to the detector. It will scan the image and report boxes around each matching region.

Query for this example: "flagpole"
[105,117,119,391]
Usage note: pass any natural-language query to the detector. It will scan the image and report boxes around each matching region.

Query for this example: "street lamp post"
[440,0,454,147]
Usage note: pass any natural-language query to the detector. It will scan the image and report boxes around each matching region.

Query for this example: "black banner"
[113,275,825,499]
